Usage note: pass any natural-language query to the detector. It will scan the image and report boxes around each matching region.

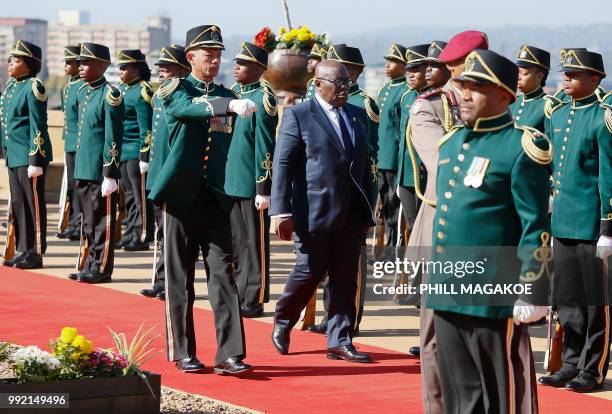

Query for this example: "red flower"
[254,27,272,48]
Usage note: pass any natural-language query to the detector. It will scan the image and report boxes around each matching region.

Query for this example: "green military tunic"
[61,75,84,153]
[74,77,124,182]
[148,75,235,213]
[376,77,408,171]
[397,87,420,187]
[224,80,277,198]
[145,92,170,191]
[1,75,52,167]
[548,92,612,240]
[348,83,379,204]
[510,86,546,132]
[426,112,552,319]
[304,77,316,101]
[119,78,153,161]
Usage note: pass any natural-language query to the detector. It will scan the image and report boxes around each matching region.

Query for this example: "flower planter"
[0,372,161,414]
[263,49,310,95]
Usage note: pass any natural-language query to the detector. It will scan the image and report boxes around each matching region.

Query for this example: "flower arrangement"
[254,25,330,53]
[3,324,160,391]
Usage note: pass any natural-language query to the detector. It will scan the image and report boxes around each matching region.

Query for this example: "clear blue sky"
[6,0,612,39]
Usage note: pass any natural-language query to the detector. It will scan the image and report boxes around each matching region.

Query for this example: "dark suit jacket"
[270,97,375,234]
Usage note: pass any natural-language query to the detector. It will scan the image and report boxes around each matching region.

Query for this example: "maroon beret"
[439,30,489,63]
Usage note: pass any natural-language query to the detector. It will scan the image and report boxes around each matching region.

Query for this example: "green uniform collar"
[471,111,514,132]
[237,80,261,94]
[388,76,406,86]
[187,73,215,93]
[89,76,107,88]
[349,83,361,95]
[69,74,81,82]
[571,92,599,109]
[523,86,544,101]
[14,73,34,83]
[122,76,142,87]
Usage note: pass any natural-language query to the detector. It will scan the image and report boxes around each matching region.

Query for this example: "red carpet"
[1,267,611,413]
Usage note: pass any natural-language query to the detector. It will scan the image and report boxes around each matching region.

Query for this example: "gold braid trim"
[440,93,453,132]
[256,152,273,182]
[140,81,153,104]
[262,85,277,117]
[438,126,461,148]
[31,79,47,102]
[157,77,180,99]
[105,85,122,107]
[520,232,552,282]
[518,126,553,165]
[406,118,436,206]
[140,130,152,152]
[104,142,119,166]
[370,156,378,183]
[603,105,612,134]
[363,95,379,123]
[28,130,46,157]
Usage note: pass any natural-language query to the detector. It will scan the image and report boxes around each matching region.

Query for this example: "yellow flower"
[301,25,310,32]
[283,32,295,42]
[279,26,286,34]
[60,327,78,344]
[71,335,93,354]
[297,32,311,42]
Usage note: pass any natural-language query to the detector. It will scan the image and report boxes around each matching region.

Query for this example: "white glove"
[596,235,612,259]
[101,178,118,197]
[512,299,548,325]
[228,99,257,118]
[548,195,553,214]
[255,194,270,210]
[139,161,149,174]
[27,165,43,178]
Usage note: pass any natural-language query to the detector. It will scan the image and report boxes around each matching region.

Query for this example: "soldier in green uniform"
[426,49,551,413]
[1,40,52,269]
[539,49,612,392]
[304,43,327,101]
[67,42,124,284]
[225,42,278,318]
[139,45,191,301]
[57,45,84,241]
[303,44,378,334]
[116,49,154,251]
[149,24,257,375]
[510,45,550,131]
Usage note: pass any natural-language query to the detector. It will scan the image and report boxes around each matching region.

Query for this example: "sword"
[57,158,70,233]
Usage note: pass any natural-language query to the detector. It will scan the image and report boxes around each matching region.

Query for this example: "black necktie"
[334,108,353,158]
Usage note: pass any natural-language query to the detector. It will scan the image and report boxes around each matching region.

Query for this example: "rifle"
[114,185,126,243]
[75,212,89,271]
[544,307,563,374]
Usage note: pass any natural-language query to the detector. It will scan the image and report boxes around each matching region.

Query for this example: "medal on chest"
[210,115,233,133]
[463,156,490,188]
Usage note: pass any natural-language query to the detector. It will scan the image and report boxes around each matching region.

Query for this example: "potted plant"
[0,325,161,414]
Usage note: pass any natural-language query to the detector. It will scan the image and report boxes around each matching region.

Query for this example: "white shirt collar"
[315,93,337,113]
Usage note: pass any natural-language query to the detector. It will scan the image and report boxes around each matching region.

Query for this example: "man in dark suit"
[270,60,375,363]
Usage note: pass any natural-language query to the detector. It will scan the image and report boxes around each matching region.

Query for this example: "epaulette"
[438,126,462,148]
[361,92,379,123]
[516,125,552,165]
[140,81,153,104]
[399,88,413,104]
[262,82,277,117]
[543,94,565,119]
[596,86,606,102]
[157,77,180,100]
[601,96,612,133]
[105,84,122,107]
[599,91,612,105]
[30,78,47,102]
[417,87,443,101]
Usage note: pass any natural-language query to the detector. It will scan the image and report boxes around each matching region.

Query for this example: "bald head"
[314,60,350,107]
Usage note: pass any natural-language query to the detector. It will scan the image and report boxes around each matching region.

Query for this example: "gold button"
[566,127,570,132]
[441,204,448,212]
[205,146,210,151]
[562,146,566,151]
[555,189,559,195]
[436,246,444,254]
[203,165,207,170]
[520,102,525,107]
[462,143,470,150]
[453,166,460,173]
[449,179,456,187]
[568,119,572,124]
[458,154,465,161]
[563,137,568,142]
[208,138,212,142]
[570,110,575,115]
[515,116,520,120]
[445,192,452,199]
[518,110,523,114]
[560,154,565,159]
[556,180,560,185]
[208,128,212,132]
[559,162,563,168]
[557,172,562,176]
[437,231,445,239]
[439,218,446,226]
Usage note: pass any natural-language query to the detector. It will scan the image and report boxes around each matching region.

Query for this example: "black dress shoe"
[3,251,26,267]
[271,324,290,355]
[56,229,72,239]
[79,271,111,284]
[14,253,43,269]
[327,344,372,363]
[140,288,160,298]
[123,241,149,251]
[214,357,253,375]
[408,346,420,357]
[175,357,205,373]
[565,372,603,393]
[305,322,327,335]
[240,304,264,318]
[115,239,129,249]
[67,231,81,241]
[68,272,83,281]
[538,367,579,387]
[156,291,166,300]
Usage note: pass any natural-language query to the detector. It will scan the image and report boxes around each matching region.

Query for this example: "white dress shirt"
[314,93,355,148]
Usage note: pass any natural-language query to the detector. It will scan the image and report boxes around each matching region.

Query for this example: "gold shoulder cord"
[603,106,612,134]
[157,77,180,99]
[364,96,379,123]
[31,79,48,102]
[106,86,122,107]
[140,81,153,104]
[519,126,553,165]
[440,93,453,132]
[406,118,436,206]
[262,85,277,117]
